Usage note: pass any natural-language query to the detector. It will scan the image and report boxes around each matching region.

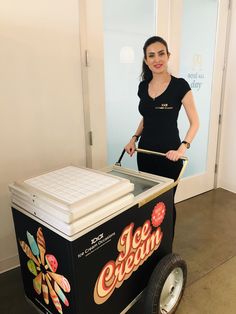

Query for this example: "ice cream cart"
[10,149,188,314]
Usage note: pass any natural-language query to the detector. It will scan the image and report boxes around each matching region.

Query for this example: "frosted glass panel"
[103,0,156,167]
[178,0,218,176]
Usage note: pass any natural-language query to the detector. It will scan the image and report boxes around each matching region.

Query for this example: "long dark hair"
[141,36,170,81]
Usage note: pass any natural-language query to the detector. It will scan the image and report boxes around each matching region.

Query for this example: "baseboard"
[0,254,20,274]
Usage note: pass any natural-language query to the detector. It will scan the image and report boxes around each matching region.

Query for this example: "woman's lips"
[154,64,163,69]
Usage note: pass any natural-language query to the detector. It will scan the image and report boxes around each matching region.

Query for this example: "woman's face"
[144,42,169,75]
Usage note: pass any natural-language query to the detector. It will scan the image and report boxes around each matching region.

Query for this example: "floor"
[1,188,236,314]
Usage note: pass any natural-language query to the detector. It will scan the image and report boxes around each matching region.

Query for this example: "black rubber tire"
[144,253,187,314]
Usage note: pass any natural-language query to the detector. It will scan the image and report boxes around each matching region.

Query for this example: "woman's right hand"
[125,139,136,157]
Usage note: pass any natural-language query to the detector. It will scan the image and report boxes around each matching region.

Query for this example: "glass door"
[81,0,229,201]
[103,0,157,169]
[170,0,229,201]
[79,0,166,169]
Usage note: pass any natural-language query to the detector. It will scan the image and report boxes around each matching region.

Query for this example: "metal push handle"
[115,148,188,186]
[115,149,126,166]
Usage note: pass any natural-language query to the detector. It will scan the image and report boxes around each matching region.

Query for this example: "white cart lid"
[10,166,134,224]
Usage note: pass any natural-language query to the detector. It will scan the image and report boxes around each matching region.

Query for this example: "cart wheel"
[144,253,187,314]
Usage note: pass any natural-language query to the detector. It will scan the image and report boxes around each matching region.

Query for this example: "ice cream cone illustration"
[48,272,71,293]
[42,275,49,305]
[54,280,69,307]
[45,254,58,272]
[46,275,63,314]
[27,231,39,255]
[27,231,40,263]
[37,227,46,265]
[19,227,71,314]
[27,259,37,276]
[19,240,39,266]
[33,272,42,295]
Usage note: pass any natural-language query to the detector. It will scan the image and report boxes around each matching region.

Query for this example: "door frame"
[79,0,107,169]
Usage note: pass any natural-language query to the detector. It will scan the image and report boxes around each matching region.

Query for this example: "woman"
[125,36,199,237]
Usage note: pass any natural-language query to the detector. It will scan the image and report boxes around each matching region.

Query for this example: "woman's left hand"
[166,150,183,162]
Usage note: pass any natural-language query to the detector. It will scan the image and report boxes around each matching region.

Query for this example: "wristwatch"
[181,141,190,149]
[132,135,140,142]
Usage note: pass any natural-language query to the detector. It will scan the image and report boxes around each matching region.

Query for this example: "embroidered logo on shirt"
[155,103,173,110]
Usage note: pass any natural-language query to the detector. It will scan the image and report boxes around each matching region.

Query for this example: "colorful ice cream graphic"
[19,227,71,313]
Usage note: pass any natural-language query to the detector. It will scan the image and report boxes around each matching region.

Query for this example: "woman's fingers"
[166,150,181,161]
[125,143,136,156]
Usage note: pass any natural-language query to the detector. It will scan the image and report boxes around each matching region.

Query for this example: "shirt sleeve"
[179,78,191,101]
[137,80,146,99]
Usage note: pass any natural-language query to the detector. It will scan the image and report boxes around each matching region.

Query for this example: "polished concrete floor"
[1,188,236,314]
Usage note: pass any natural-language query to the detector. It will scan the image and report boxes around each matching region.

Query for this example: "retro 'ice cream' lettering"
[94,202,166,304]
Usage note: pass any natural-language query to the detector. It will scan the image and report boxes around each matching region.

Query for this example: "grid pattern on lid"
[24,166,121,204]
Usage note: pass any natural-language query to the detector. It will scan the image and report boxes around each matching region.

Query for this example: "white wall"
[218,1,236,193]
[0,1,86,272]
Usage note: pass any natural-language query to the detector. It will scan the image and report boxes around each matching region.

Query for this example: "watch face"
[182,141,190,148]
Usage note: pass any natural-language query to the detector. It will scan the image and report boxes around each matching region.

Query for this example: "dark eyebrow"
[147,49,165,55]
